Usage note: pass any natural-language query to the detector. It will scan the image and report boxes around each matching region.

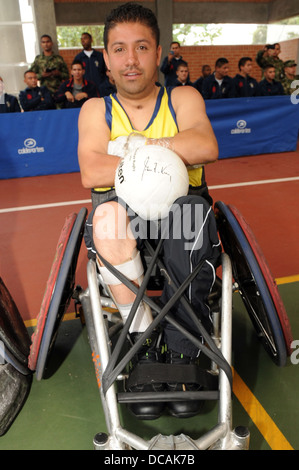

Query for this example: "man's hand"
[75,92,88,101]
[107,133,147,158]
[65,91,75,102]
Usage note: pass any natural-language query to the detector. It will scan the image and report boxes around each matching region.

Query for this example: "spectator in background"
[74,32,106,95]
[54,60,98,108]
[257,64,284,96]
[256,43,284,81]
[202,58,236,99]
[233,57,259,97]
[193,64,211,95]
[30,34,69,95]
[173,61,193,87]
[160,41,189,87]
[98,67,117,97]
[281,60,299,95]
[19,70,55,111]
[0,76,21,113]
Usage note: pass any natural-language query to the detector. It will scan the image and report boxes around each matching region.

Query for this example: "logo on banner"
[18,138,45,155]
[231,119,251,134]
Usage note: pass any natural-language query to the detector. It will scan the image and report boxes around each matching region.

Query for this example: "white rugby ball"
[114,144,189,220]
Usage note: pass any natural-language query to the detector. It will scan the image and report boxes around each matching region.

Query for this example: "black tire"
[215,201,289,367]
[28,208,87,379]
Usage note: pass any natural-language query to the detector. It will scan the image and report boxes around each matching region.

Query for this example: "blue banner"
[0,108,80,179]
[0,96,298,179]
[206,95,299,159]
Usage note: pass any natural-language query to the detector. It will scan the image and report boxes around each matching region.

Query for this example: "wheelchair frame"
[27,201,292,451]
[79,251,250,450]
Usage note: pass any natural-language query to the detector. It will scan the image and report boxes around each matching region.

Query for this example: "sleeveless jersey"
[94,86,203,191]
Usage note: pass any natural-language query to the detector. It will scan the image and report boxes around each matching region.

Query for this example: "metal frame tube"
[86,259,125,449]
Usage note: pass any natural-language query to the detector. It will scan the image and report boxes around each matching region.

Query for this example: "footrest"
[117,390,219,403]
[125,363,218,390]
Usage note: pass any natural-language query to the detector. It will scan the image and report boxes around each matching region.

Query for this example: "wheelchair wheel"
[215,201,291,367]
[28,208,87,379]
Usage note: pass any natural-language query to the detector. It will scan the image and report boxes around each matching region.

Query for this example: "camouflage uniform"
[256,49,284,81]
[30,53,69,94]
[281,74,299,95]
[280,60,299,95]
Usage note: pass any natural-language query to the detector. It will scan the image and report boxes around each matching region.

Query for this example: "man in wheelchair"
[78,2,221,420]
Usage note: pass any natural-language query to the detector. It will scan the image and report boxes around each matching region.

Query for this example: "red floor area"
[0,146,298,322]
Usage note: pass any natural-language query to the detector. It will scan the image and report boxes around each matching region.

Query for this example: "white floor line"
[0,199,91,214]
[0,176,299,214]
[209,176,299,190]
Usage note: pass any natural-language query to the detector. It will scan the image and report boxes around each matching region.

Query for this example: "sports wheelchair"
[24,200,292,450]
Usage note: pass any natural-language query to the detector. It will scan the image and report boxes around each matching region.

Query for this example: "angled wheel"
[215,201,292,367]
[28,208,87,379]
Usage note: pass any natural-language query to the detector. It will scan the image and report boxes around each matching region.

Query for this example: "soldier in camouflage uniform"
[281,60,299,95]
[30,35,69,95]
[256,43,284,81]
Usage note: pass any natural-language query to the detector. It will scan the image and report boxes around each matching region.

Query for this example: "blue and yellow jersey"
[94,86,203,191]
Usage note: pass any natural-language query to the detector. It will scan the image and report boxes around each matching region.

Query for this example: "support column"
[32,0,58,53]
[156,0,173,85]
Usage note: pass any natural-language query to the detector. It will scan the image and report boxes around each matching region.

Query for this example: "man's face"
[81,34,92,50]
[285,65,296,78]
[104,21,161,98]
[24,72,38,88]
[202,66,211,77]
[216,63,229,78]
[264,67,275,81]
[273,44,281,57]
[170,43,180,58]
[41,36,53,53]
[267,47,275,57]
[176,66,189,83]
[71,64,85,81]
[242,60,252,76]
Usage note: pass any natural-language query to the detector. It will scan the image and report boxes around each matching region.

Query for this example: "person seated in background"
[257,64,284,96]
[202,58,236,99]
[54,60,99,108]
[193,64,211,95]
[233,57,259,97]
[19,70,55,111]
[173,61,193,87]
[0,77,21,113]
[281,60,299,95]
[98,67,117,97]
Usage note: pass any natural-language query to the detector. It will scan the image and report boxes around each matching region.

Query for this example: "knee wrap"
[99,248,144,286]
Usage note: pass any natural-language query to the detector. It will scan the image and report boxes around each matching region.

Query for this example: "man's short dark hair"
[41,34,52,42]
[215,57,229,68]
[24,70,36,77]
[71,60,85,69]
[82,32,92,40]
[238,57,252,70]
[263,64,275,71]
[177,60,188,69]
[104,2,160,50]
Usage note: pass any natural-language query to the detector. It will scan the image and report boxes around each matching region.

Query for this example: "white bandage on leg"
[98,248,153,333]
[98,248,144,286]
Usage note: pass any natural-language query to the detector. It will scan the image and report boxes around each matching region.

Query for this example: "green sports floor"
[0,280,298,451]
